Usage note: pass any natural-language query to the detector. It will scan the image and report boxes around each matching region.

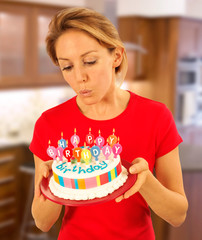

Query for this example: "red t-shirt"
[30,91,182,240]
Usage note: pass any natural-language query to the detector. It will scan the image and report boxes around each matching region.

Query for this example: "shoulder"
[40,95,77,120]
[129,91,168,115]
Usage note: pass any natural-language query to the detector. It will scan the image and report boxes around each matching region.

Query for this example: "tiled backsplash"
[0,86,76,140]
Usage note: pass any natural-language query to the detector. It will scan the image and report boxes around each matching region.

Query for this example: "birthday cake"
[47,129,128,201]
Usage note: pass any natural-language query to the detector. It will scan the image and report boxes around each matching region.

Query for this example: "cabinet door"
[198,25,202,57]
[0,5,29,88]
[0,3,64,88]
[35,8,64,85]
[178,19,201,58]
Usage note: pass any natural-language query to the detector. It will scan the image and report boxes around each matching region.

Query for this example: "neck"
[76,87,130,120]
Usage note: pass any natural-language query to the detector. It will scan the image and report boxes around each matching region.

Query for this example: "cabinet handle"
[0,176,15,184]
[0,197,15,207]
[0,219,15,229]
[0,155,15,164]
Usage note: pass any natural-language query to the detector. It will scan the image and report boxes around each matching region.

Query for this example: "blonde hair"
[46,7,128,84]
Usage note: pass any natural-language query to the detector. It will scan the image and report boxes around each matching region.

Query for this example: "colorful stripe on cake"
[53,161,123,189]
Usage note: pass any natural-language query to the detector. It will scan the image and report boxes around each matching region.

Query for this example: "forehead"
[55,29,105,58]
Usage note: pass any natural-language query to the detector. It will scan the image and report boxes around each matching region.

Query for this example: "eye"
[62,65,73,71]
[84,60,97,65]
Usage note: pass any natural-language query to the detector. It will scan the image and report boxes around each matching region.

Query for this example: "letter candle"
[107,128,118,147]
[56,147,64,161]
[102,143,112,160]
[86,128,94,146]
[81,148,91,165]
[112,137,122,158]
[95,130,105,149]
[58,132,67,149]
[73,147,82,163]
[63,140,73,162]
[47,140,57,160]
[71,128,80,148]
[90,140,100,162]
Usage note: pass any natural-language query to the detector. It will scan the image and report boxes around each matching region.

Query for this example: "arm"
[31,155,63,232]
[116,147,188,227]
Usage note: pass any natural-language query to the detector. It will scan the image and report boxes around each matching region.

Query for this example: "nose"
[74,66,87,83]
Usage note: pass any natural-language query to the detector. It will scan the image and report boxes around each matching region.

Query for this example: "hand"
[34,160,53,202]
[115,158,149,202]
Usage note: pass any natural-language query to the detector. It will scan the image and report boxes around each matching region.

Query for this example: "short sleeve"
[155,105,183,158]
[29,114,50,161]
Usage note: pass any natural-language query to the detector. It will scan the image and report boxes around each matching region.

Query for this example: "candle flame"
[74,128,77,134]
[89,127,91,133]
[61,132,63,138]
[98,129,101,135]
[48,140,51,145]
[113,128,115,134]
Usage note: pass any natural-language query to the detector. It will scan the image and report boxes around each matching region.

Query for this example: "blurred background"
[0,0,202,239]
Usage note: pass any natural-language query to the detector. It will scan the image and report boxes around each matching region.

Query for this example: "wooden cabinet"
[178,19,202,58]
[0,2,64,89]
[119,17,179,113]
[0,146,25,240]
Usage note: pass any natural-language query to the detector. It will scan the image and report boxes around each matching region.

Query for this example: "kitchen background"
[0,0,202,240]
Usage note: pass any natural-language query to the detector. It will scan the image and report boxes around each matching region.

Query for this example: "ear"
[113,47,124,68]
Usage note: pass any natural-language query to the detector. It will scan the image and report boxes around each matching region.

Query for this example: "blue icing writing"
[78,167,86,174]
[56,162,66,170]
[56,161,108,174]
[56,162,71,173]
[77,161,108,174]
[73,165,77,172]
[99,161,108,170]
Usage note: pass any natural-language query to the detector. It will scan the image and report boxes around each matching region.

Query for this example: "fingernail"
[129,167,135,174]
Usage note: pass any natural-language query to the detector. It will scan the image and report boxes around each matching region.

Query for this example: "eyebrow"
[57,50,98,61]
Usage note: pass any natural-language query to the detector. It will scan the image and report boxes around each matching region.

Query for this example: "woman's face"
[55,29,122,105]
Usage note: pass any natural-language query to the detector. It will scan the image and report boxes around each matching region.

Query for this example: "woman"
[30,7,188,240]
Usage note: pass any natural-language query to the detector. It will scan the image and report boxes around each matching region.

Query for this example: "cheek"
[62,73,76,89]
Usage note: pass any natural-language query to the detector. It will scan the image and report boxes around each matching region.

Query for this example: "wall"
[185,0,202,19]
[0,87,75,142]
[117,0,186,17]
[9,0,85,7]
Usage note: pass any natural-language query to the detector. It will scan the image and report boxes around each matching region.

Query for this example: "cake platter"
[40,159,137,206]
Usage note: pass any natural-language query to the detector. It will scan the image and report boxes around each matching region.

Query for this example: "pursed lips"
[79,89,92,97]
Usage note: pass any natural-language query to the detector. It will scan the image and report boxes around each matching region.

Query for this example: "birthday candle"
[70,128,80,148]
[47,140,57,160]
[95,130,105,149]
[63,140,73,163]
[112,137,122,158]
[58,132,67,149]
[73,147,82,163]
[81,148,92,165]
[102,143,112,160]
[86,128,94,146]
[107,128,118,147]
[56,147,64,161]
[90,144,100,161]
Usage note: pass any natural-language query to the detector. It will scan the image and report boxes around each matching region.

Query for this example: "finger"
[39,193,46,202]
[129,159,148,174]
[42,160,53,178]
[124,174,145,199]
[115,195,124,203]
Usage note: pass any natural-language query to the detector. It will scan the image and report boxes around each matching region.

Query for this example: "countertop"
[0,135,31,149]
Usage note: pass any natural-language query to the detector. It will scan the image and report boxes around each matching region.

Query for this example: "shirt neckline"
[73,90,134,123]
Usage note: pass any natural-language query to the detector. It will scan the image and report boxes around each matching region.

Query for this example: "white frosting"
[49,166,128,200]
